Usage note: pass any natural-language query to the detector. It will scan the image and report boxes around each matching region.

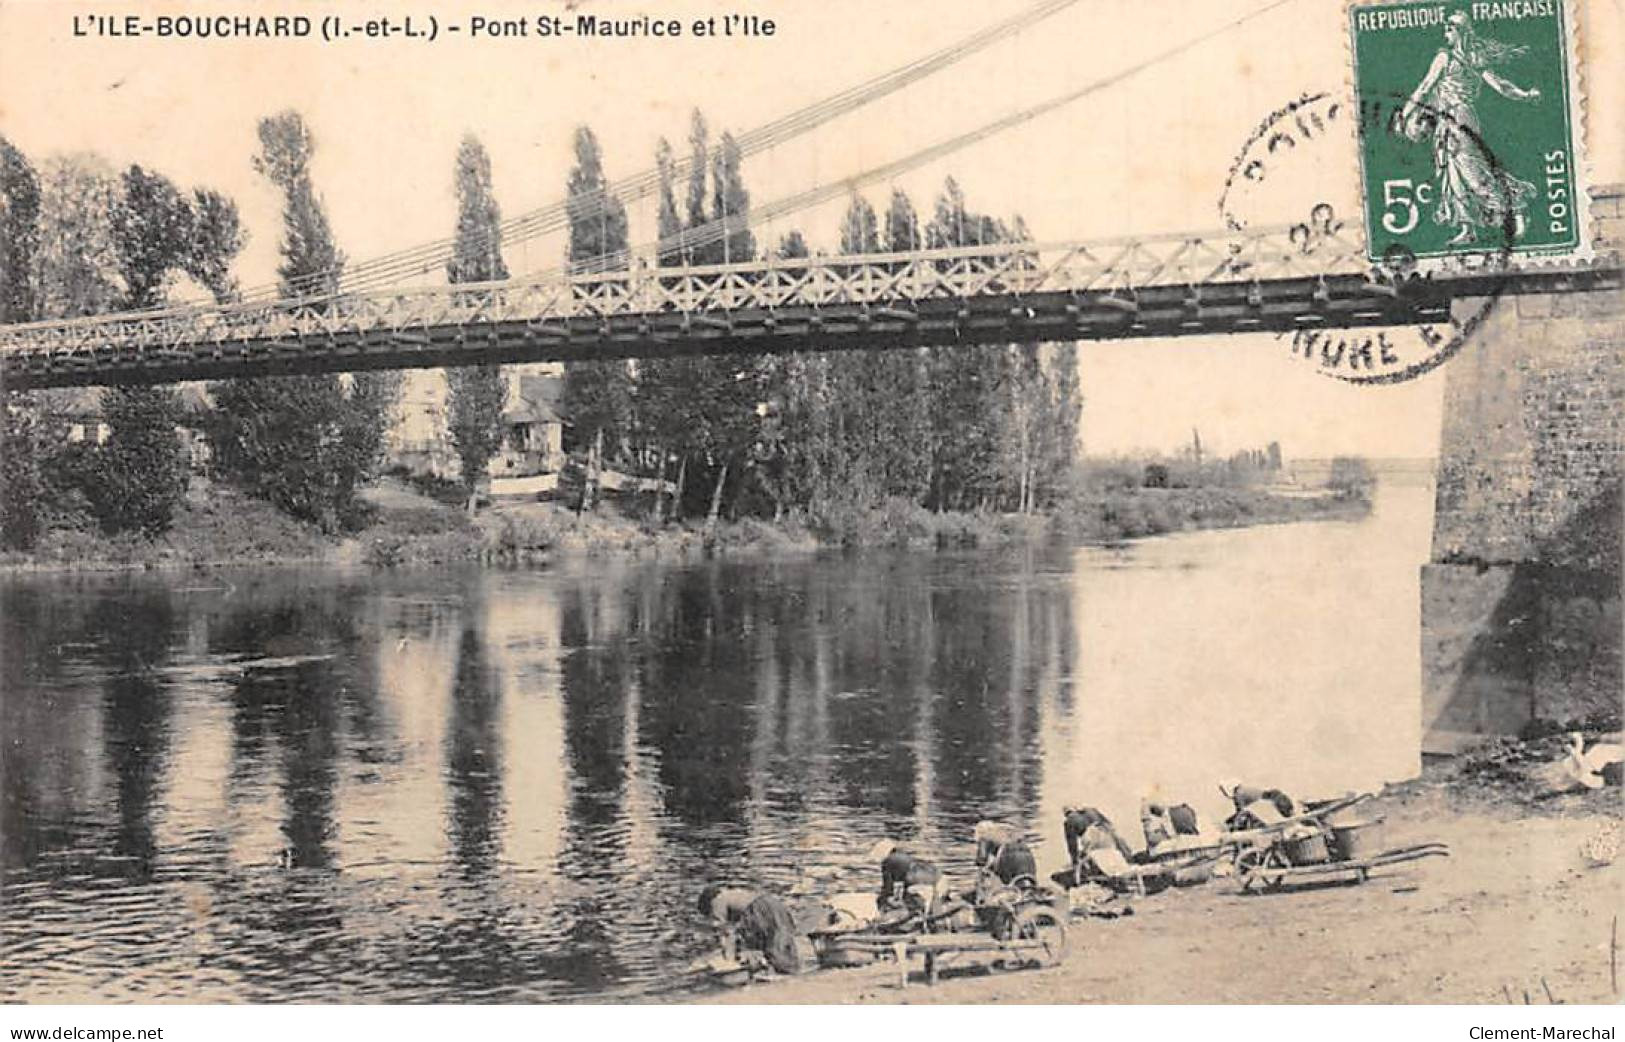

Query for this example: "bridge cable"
[559,0,1303,276]
[241,0,1085,301]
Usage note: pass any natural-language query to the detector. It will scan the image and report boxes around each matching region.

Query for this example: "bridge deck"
[1,228,1617,389]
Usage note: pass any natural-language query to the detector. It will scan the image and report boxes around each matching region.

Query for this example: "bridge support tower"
[1421,185,1623,753]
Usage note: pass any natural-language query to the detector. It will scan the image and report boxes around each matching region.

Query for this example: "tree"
[1327,456,1376,501]
[922,177,1006,511]
[255,111,342,297]
[753,230,827,517]
[1,136,40,324]
[85,384,188,536]
[444,135,510,510]
[645,114,757,525]
[1,140,43,547]
[185,188,245,300]
[1036,342,1083,506]
[821,192,887,506]
[17,154,122,534]
[710,130,753,266]
[31,154,123,319]
[88,164,229,537]
[694,125,758,525]
[562,125,633,512]
[111,165,195,308]
[637,137,689,521]
[209,111,393,532]
[683,112,709,260]
[0,397,43,549]
[877,189,931,504]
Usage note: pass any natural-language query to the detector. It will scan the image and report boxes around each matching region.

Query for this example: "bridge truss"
[0,224,1617,390]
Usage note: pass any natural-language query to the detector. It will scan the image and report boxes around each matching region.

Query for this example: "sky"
[0,0,1619,459]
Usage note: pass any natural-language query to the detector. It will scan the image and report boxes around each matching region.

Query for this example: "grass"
[0,481,333,572]
[1058,485,1369,543]
[1,474,1374,574]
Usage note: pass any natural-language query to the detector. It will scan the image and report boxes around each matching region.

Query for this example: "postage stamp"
[1347,0,1590,265]
[1215,90,1513,385]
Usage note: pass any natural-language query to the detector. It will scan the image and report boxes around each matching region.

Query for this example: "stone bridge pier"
[1421,184,1623,753]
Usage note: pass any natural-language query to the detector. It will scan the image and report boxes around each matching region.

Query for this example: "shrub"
[85,386,189,537]
[0,400,43,549]
[1327,456,1376,501]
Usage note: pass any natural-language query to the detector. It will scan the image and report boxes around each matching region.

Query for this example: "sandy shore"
[701,778,1623,1005]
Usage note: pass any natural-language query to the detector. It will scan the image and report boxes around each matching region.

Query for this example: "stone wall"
[1421,185,1624,752]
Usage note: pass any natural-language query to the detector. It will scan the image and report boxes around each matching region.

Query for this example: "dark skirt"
[739,895,803,974]
[991,843,1038,884]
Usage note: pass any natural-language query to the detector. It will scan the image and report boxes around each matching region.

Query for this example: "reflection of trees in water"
[1,584,101,871]
[446,625,504,878]
[210,580,388,871]
[549,554,1070,847]
[90,587,178,880]
[2,550,1085,999]
[631,571,756,828]
[0,582,180,879]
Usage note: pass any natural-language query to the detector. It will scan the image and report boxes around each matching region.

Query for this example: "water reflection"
[0,485,1430,1001]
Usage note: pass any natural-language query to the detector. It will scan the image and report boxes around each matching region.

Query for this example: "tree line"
[1,114,400,549]
[452,109,1082,530]
[1,107,1082,551]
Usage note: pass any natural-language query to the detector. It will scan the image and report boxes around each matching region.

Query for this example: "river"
[0,484,1432,1002]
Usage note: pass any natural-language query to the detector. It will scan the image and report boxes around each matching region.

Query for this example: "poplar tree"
[879,188,931,503]
[638,137,688,521]
[562,125,633,511]
[754,230,824,518]
[695,125,758,525]
[830,192,883,504]
[923,177,1006,511]
[210,111,394,532]
[445,135,510,511]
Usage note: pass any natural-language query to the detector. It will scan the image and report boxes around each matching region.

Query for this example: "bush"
[85,386,189,537]
[1,400,43,549]
[490,511,567,556]
[1327,456,1376,501]
[206,374,396,534]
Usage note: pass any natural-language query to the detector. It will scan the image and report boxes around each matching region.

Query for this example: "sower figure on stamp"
[1399,11,1540,245]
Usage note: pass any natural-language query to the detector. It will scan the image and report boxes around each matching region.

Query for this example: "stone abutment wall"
[1421,185,1623,753]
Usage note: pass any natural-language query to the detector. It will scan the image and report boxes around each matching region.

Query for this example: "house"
[47,385,212,471]
[388,370,459,480]
[386,365,568,497]
[490,373,568,500]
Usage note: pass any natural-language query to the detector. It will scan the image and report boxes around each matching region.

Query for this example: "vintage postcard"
[0,0,1619,1022]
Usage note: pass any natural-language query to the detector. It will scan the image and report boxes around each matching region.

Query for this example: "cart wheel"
[1235,846,1268,873]
[1010,906,1068,968]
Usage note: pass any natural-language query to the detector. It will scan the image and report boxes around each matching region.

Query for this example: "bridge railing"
[0,225,1378,362]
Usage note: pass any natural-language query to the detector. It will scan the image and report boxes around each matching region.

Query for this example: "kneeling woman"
[698,884,805,975]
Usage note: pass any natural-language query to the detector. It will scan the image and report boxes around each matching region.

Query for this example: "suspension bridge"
[0,0,1618,393]
[0,224,1619,390]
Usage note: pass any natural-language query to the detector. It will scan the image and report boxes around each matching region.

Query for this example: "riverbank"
[701,760,1623,1005]
[0,478,1370,573]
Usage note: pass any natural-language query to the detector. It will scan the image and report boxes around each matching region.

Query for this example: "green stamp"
[1348,1,1587,264]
